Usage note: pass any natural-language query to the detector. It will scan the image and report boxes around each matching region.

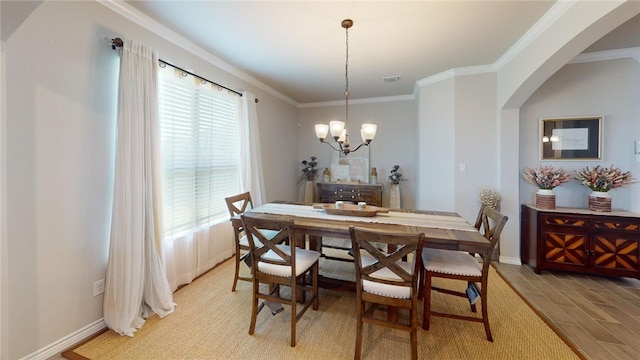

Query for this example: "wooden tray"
[314,204,386,217]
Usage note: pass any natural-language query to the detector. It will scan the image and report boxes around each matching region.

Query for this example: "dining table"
[233,201,491,292]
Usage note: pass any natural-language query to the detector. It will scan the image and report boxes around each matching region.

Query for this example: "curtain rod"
[109,37,258,103]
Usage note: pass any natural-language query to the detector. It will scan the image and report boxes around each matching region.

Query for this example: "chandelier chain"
[344,23,349,128]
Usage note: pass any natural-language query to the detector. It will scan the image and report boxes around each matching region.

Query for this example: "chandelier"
[315,19,377,155]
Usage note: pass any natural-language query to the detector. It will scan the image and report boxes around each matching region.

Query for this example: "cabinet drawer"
[356,188,381,205]
[336,187,358,202]
[593,219,640,233]
[316,184,336,203]
[542,215,587,228]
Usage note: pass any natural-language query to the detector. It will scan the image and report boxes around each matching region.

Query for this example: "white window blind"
[158,66,241,239]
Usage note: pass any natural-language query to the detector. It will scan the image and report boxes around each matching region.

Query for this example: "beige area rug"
[67,257,583,360]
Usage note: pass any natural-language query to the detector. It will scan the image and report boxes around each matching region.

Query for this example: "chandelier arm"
[349,141,371,154]
[319,139,346,153]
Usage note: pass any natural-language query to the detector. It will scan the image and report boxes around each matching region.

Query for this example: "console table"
[521,204,640,279]
[316,182,383,207]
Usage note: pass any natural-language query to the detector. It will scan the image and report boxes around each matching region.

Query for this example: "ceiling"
[125,0,558,103]
[2,1,638,104]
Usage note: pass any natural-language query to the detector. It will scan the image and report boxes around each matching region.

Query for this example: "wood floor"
[494,263,640,360]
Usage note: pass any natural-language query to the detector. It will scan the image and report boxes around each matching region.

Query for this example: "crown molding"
[415,64,496,88]
[97,0,299,107]
[494,0,575,71]
[569,47,640,64]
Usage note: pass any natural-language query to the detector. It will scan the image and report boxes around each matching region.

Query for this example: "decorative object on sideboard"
[479,187,501,211]
[388,165,407,209]
[574,165,636,212]
[300,156,319,203]
[300,156,319,182]
[388,165,406,185]
[313,19,377,156]
[370,167,377,184]
[522,165,571,210]
[323,167,331,182]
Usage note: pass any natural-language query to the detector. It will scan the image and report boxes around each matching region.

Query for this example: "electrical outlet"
[93,279,105,296]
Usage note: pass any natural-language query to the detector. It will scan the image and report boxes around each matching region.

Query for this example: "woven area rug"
[66,257,583,359]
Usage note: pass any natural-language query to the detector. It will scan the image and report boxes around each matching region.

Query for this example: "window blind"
[159,66,241,239]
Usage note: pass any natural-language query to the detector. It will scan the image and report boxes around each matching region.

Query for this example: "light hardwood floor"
[494,263,640,360]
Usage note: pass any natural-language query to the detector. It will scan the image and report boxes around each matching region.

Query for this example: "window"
[158,66,241,239]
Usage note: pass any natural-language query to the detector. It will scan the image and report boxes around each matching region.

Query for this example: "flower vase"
[304,180,315,203]
[589,191,611,212]
[389,184,401,209]
[535,189,555,210]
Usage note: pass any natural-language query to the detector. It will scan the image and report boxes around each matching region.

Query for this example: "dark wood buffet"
[521,204,640,279]
[316,182,383,207]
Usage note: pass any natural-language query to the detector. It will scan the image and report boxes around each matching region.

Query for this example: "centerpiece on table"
[522,165,571,209]
[388,165,407,209]
[299,156,318,203]
[574,165,636,212]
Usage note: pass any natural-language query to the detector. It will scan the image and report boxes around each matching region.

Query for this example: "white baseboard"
[499,255,521,266]
[20,318,107,360]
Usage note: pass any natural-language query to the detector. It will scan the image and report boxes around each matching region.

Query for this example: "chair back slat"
[241,213,295,273]
[225,192,253,217]
[350,226,425,290]
[477,206,508,255]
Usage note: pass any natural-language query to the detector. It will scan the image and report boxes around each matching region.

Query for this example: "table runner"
[249,203,477,232]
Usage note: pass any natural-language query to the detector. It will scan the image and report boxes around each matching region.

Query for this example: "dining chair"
[349,226,425,360]
[240,212,320,347]
[420,205,508,341]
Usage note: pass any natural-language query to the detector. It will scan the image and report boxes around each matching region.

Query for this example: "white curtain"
[158,66,240,291]
[104,39,176,337]
[241,92,266,205]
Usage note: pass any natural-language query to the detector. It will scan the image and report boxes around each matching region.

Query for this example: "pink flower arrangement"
[522,165,572,190]
[574,165,636,192]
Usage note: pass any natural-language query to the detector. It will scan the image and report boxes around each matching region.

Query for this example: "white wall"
[2,2,298,359]
[417,79,455,211]
[416,72,499,224]
[298,99,417,209]
[1,36,8,360]
[520,58,640,212]
[454,73,499,223]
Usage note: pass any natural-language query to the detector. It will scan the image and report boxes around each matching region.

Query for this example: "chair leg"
[422,273,432,330]
[232,251,241,291]
[291,281,297,347]
[249,280,259,335]
[354,299,363,360]
[312,263,319,311]
[481,285,493,342]
[410,299,418,360]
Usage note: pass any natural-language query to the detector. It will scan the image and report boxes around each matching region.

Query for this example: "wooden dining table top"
[233,202,490,254]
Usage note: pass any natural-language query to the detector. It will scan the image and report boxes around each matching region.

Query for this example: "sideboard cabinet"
[316,182,383,207]
[521,204,640,279]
